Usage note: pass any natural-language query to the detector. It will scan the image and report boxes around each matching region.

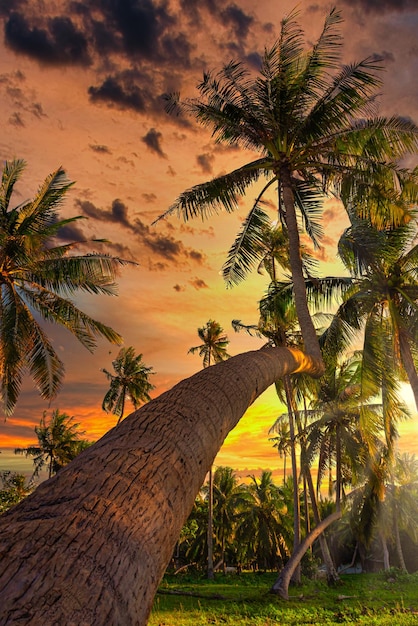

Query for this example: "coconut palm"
[236,470,291,571]
[188,320,230,367]
[323,213,418,410]
[15,409,90,478]
[101,347,155,425]
[0,159,130,416]
[189,320,230,579]
[269,418,292,484]
[160,7,418,369]
[211,466,249,571]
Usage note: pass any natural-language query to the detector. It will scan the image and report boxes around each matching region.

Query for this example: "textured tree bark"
[0,346,322,626]
[280,168,324,368]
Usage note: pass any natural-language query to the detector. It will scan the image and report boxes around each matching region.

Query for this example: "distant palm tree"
[236,470,291,571]
[269,418,292,485]
[189,320,230,579]
[101,347,155,425]
[211,466,249,571]
[15,409,90,478]
[0,159,130,416]
[188,320,230,367]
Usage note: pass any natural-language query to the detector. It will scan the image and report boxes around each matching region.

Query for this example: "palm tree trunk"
[207,466,214,579]
[282,376,301,584]
[380,531,391,571]
[392,492,407,572]
[0,346,323,626]
[280,168,324,369]
[270,510,341,599]
[304,464,340,585]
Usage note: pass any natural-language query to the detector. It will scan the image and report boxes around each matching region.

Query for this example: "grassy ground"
[149,570,418,625]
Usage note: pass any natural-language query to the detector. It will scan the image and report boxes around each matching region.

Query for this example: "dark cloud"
[173,283,185,292]
[76,197,205,266]
[221,4,254,39]
[76,198,131,228]
[196,152,214,174]
[142,193,157,203]
[88,73,147,112]
[89,144,111,154]
[189,277,209,290]
[55,222,87,243]
[9,111,24,126]
[142,128,166,158]
[341,0,418,12]
[5,13,91,66]
[188,250,204,263]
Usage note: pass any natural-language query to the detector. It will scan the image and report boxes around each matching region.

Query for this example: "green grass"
[149,570,418,625]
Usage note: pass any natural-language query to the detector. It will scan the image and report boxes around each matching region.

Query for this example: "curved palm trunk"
[280,169,324,369]
[0,347,322,626]
[270,510,341,599]
[303,464,340,585]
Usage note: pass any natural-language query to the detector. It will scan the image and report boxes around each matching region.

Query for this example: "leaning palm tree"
[159,7,418,370]
[15,409,90,478]
[189,319,230,579]
[101,347,155,425]
[0,159,130,416]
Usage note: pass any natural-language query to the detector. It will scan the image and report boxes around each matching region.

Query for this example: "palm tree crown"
[0,159,130,416]
[160,7,418,366]
[102,346,155,425]
[15,409,90,478]
[188,320,230,368]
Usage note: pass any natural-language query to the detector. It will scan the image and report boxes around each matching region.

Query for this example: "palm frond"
[154,160,268,224]
[222,185,275,286]
[0,158,26,214]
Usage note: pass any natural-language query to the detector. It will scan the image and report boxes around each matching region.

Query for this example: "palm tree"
[211,466,249,571]
[0,159,130,416]
[15,409,90,478]
[188,320,230,367]
[236,470,291,571]
[323,213,418,410]
[101,347,155,425]
[189,319,230,579]
[160,7,418,369]
[269,418,291,484]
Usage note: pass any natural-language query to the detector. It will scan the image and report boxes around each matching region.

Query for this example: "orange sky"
[0,0,417,479]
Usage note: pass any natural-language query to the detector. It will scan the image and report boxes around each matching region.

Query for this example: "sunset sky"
[0,0,417,482]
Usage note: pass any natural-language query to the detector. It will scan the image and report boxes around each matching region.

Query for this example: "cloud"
[341,0,418,12]
[75,197,206,266]
[9,111,24,127]
[196,152,214,174]
[5,13,91,66]
[141,128,166,158]
[189,277,209,290]
[173,283,186,292]
[142,193,157,203]
[88,72,149,113]
[89,144,111,154]
[76,198,131,228]
[55,221,88,243]
[221,4,254,39]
